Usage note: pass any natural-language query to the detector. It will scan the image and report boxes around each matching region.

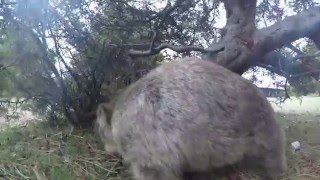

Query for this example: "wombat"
[95,57,287,180]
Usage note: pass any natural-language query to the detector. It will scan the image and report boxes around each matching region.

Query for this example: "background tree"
[0,0,319,128]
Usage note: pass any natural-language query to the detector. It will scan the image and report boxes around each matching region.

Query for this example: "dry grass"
[0,121,130,180]
[1,112,320,179]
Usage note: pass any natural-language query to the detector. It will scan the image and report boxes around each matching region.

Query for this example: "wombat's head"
[94,103,118,154]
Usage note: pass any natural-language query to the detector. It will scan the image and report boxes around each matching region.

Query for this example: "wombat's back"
[111,57,286,179]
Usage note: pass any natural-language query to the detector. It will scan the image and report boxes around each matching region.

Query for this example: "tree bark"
[213,0,257,73]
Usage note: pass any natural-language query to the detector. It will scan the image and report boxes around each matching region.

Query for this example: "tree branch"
[257,50,320,80]
[291,51,320,61]
[47,4,95,52]
[49,27,84,93]
[311,31,320,49]
[255,6,320,54]
[0,98,30,106]
[0,57,21,71]
[4,13,80,124]
[218,5,320,74]
[128,42,224,56]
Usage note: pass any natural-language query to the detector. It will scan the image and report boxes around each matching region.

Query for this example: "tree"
[0,0,319,128]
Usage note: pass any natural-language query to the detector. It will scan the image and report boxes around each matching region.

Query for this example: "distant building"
[259,87,286,97]
[257,81,286,98]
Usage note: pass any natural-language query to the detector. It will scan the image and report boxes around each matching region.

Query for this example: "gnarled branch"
[255,6,320,54]
[128,43,225,57]
[258,50,320,80]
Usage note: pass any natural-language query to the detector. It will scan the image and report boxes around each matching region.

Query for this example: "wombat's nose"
[107,152,122,160]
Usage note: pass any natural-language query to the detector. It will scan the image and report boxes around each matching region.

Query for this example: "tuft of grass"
[0,121,130,180]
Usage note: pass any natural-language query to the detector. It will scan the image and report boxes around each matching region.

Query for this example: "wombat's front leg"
[131,163,182,180]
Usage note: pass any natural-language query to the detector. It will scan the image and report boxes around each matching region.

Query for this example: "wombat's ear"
[97,103,114,126]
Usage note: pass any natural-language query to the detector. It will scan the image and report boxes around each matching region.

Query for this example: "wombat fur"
[95,57,287,180]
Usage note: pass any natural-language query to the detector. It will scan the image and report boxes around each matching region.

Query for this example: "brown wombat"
[95,57,287,180]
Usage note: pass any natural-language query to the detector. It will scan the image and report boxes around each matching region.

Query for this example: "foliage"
[288,40,320,96]
[0,0,319,127]
[0,0,165,127]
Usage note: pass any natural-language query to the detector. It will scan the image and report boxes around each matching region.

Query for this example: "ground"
[0,97,320,180]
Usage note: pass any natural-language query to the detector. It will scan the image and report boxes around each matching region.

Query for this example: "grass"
[0,121,130,180]
[0,96,320,180]
[275,113,320,180]
[269,96,320,114]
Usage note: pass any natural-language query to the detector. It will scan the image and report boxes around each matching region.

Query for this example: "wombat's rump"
[97,57,287,180]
